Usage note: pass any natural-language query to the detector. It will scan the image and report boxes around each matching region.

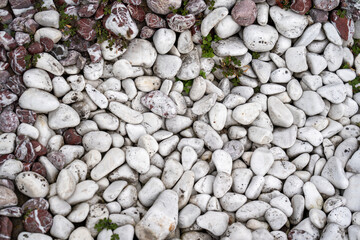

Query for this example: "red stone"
[291,0,312,15]
[9,17,26,32]
[145,13,166,28]
[40,37,54,52]
[0,62,9,71]
[5,75,26,95]
[0,207,23,217]
[0,216,12,240]
[185,0,207,15]
[0,10,13,24]
[9,46,27,75]
[313,0,340,11]
[87,43,102,63]
[95,3,105,19]
[123,0,142,5]
[22,198,49,212]
[27,42,44,54]
[0,48,7,62]
[330,10,355,41]
[64,128,82,145]
[78,3,99,17]
[128,4,145,22]
[31,162,47,178]
[166,13,196,32]
[0,154,15,165]
[0,179,15,191]
[24,19,39,35]
[15,107,37,124]
[0,111,19,133]
[47,151,66,170]
[76,18,97,41]
[31,140,47,157]
[231,0,257,26]
[22,162,32,171]
[59,50,80,67]
[0,31,17,51]
[140,26,155,39]
[9,0,32,9]
[0,90,18,107]
[68,35,90,52]
[14,135,36,163]
[23,209,52,233]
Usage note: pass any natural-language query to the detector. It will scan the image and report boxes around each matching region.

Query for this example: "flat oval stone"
[15,171,49,198]
[19,88,59,113]
[35,53,64,76]
[23,68,52,92]
[243,25,279,52]
[48,104,80,130]
[83,131,112,153]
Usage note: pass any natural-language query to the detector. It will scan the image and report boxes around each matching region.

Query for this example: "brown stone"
[145,13,167,28]
[0,216,12,240]
[166,13,196,32]
[0,110,19,133]
[291,0,312,15]
[231,0,257,26]
[9,46,27,75]
[330,10,355,40]
[23,209,52,233]
[63,128,82,145]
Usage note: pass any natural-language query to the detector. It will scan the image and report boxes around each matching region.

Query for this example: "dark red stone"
[185,0,207,15]
[23,209,52,234]
[0,90,17,107]
[128,4,145,22]
[0,216,12,240]
[9,17,26,32]
[231,0,257,26]
[15,108,36,124]
[40,37,54,52]
[59,50,80,67]
[0,110,19,133]
[27,42,44,55]
[140,26,155,39]
[22,198,49,212]
[0,179,15,191]
[0,10,13,24]
[64,128,82,145]
[22,162,32,171]
[9,46,27,75]
[15,32,30,46]
[47,151,66,170]
[9,0,32,9]
[68,35,91,52]
[24,19,39,35]
[5,75,26,95]
[0,31,17,51]
[95,3,105,19]
[0,48,7,62]
[0,62,9,71]
[76,18,97,41]
[87,43,102,63]
[309,8,329,22]
[145,13,166,28]
[31,140,47,157]
[0,207,23,217]
[166,13,196,32]
[14,135,36,163]
[123,0,142,5]
[31,162,47,178]
[0,154,15,165]
[330,10,355,41]
[78,3,99,17]
[291,0,312,15]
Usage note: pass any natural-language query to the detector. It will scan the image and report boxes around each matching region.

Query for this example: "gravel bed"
[1,0,360,239]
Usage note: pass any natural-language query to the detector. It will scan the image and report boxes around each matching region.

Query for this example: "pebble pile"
[1,0,360,239]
